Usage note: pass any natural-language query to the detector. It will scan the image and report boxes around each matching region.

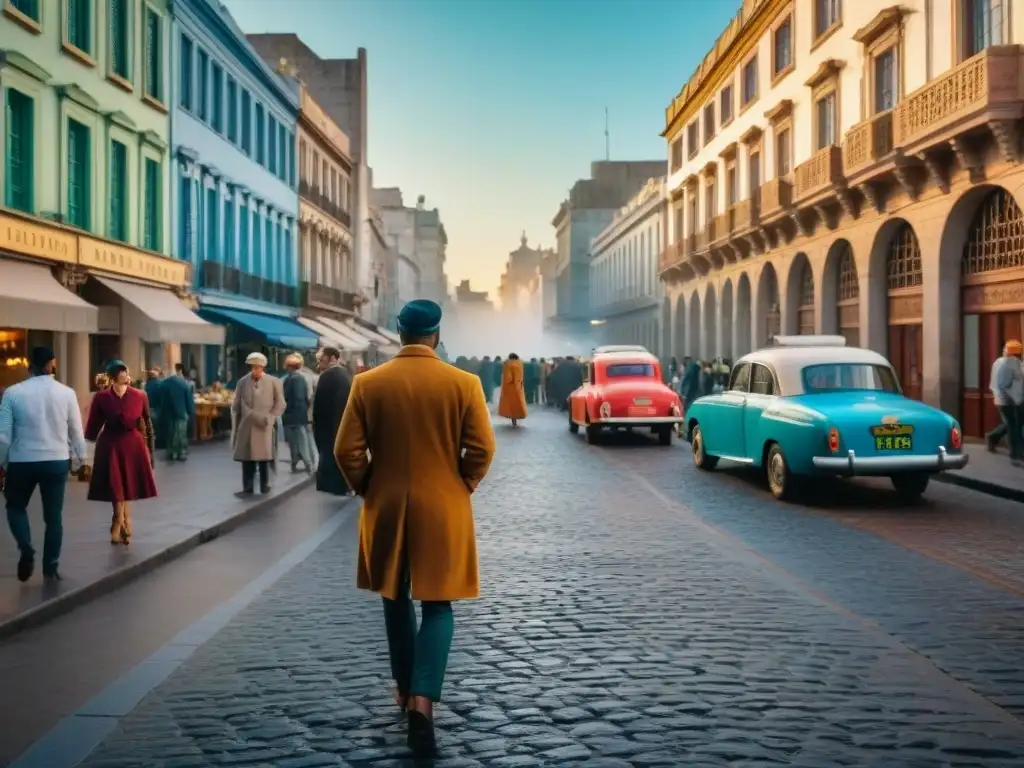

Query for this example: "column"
[120,334,143,382]
[53,332,68,385]
[67,332,90,401]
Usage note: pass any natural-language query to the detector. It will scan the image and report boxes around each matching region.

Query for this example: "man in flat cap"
[335,299,495,757]
[231,351,286,494]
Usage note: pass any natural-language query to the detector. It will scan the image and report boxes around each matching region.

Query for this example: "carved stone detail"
[813,204,835,230]
[837,188,857,219]
[916,152,949,194]
[54,265,88,288]
[859,182,882,212]
[892,157,918,201]
[950,136,984,182]
[790,210,812,238]
[990,120,1020,165]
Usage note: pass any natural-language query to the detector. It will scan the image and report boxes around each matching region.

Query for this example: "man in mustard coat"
[334,298,495,757]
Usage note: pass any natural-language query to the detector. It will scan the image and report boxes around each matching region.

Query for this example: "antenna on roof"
[604,107,610,161]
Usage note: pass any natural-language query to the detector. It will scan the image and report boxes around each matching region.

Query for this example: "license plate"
[628,406,656,417]
[870,424,914,451]
[633,398,652,406]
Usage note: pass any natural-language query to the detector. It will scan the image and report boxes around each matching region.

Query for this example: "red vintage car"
[568,350,683,445]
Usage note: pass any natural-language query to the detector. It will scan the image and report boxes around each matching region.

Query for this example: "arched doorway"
[961,188,1024,437]
[721,279,734,360]
[756,264,781,347]
[703,284,718,359]
[789,254,814,335]
[735,273,751,357]
[688,291,702,359]
[835,241,860,346]
[886,223,924,401]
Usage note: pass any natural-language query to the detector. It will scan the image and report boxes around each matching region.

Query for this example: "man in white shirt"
[0,346,86,582]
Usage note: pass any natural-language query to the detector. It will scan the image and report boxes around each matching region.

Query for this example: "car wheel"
[568,408,579,434]
[765,443,793,500]
[658,427,673,446]
[891,472,929,501]
[691,425,718,470]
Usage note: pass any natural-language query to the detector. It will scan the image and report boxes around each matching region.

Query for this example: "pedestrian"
[986,339,1024,463]
[312,346,353,496]
[231,352,286,495]
[282,354,313,474]
[144,368,164,449]
[334,299,495,757]
[85,360,158,547]
[680,355,701,412]
[0,346,86,581]
[498,353,528,427]
[477,356,495,406]
[78,372,110,482]
[162,363,195,462]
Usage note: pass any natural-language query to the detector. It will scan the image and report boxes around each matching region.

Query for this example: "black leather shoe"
[43,570,61,582]
[260,485,271,494]
[17,555,34,583]
[407,710,437,757]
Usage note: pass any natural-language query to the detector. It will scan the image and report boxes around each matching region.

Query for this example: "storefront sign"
[962,280,1024,313]
[0,213,76,264]
[78,237,189,287]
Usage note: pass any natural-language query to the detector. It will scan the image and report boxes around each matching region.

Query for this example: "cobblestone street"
[65,410,1024,766]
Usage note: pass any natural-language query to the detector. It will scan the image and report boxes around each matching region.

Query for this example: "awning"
[375,326,402,345]
[297,316,350,350]
[200,307,320,350]
[94,276,224,345]
[347,319,393,346]
[0,258,98,332]
[315,315,370,351]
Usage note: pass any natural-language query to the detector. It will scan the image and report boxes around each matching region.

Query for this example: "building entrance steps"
[0,443,313,639]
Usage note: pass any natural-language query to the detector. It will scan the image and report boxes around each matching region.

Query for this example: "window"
[705,181,716,220]
[288,136,296,186]
[816,92,837,149]
[239,201,249,271]
[703,104,715,145]
[4,89,34,214]
[815,0,841,39]
[66,0,92,54]
[240,90,252,155]
[144,157,160,250]
[255,103,265,165]
[687,192,698,236]
[211,63,223,132]
[67,118,90,229]
[197,49,208,121]
[670,137,683,172]
[606,364,655,378]
[749,150,761,195]
[742,57,758,105]
[749,364,776,396]
[278,124,287,180]
[205,187,217,260]
[109,0,129,79]
[729,363,751,392]
[963,0,1004,58]
[144,8,162,102]
[773,17,793,77]
[801,364,899,393]
[265,218,274,279]
[874,48,897,113]
[686,120,699,159]
[109,139,127,241]
[179,34,193,110]
[726,165,738,206]
[8,0,40,22]
[268,115,277,174]
[223,197,234,264]
[299,138,308,181]
[226,77,238,142]
[776,128,791,176]
[720,85,733,126]
[178,175,191,262]
[252,210,262,269]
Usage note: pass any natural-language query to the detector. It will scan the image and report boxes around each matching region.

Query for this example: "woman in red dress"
[85,361,158,545]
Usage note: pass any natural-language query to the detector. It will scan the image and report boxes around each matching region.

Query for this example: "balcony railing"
[733,196,759,232]
[659,243,682,272]
[201,260,298,306]
[794,145,844,200]
[759,178,792,219]
[893,45,1023,150]
[842,111,894,174]
[713,210,732,244]
[695,226,711,253]
[299,180,354,229]
[301,281,358,311]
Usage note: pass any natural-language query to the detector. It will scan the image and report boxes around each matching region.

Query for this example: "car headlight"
[599,402,611,419]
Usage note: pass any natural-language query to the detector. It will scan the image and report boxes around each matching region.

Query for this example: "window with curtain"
[109,0,129,79]
[241,90,252,155]
[66,0,92,53]
[67,118,90,229]
[197,49,209,121]
[179,35,193,110]
[144,158,160,251]
[874,48,896,113]
[109,140,127,241]
[964,0,1004,58]
[144,8,162,101]
[816,92,837,149]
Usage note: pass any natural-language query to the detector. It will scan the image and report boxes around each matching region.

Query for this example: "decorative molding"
[950,136,984,182]
[804,58,845,89]
[56,84,100,112]
[739,125,763,145]
[990,120,1020,165]
[892,155,918,201]
[853,6,910,46]
[701,161,718,177]
[718,141,739,160]
[200,162,222,180]
[859,182,881,212]
[916,152,948,194]
[764,99,793,124]
[141,130,167,151]
[105,110,137,131]
[0,49,51,83]
[54,264,88,289]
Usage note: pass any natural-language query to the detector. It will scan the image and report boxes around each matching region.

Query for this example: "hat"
[246,352,268,367]
[106,359,128,377]
[1007,339,1023,354]
[397,299,442,336]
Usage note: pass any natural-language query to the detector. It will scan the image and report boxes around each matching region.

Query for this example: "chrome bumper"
[594,416,683,426]
[811,446,969,476]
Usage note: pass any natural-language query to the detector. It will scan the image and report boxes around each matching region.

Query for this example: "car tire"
[765,443,793,500]
[658,427,673,446]
[691,425,718,470]
[891,472,929,501]
[568,408,579,434]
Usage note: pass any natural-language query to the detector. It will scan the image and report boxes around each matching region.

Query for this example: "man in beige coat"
[232,352,286,495]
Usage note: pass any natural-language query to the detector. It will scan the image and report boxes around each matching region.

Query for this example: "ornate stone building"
[497,233,552,314]
[659,0,1024,438]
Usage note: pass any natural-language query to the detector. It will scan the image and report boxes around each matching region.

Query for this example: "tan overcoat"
[231,372,286,462]
[334,345,496,601]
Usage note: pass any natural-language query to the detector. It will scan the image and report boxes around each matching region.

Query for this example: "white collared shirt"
[0,375,86,467]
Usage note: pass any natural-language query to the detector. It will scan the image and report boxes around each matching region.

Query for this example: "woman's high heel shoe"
[407,710,437,757]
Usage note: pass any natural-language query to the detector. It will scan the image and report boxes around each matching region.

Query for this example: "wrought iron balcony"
[301,281,358,311]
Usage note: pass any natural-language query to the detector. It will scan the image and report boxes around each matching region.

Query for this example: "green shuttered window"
[240,90,251,155]
[67,118,91,230]
[109,0,129,78]
[145,8,162,101]
[179,34,193,110]
[5,89,34,214]
[197,49,208,121]
[10,0,40,21]
[205,187,217,260]
[226,78,237,143]
[144,158,160,250]
[109,139,127,240]
[211,64,223,133]
[66,0,92,54]
[223,198,234,264]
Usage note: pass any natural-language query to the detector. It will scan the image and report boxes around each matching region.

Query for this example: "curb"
[933,471,1024,504]
[0,477,315,642]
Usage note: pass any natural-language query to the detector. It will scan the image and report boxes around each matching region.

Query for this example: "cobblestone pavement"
[76,409,1024,767]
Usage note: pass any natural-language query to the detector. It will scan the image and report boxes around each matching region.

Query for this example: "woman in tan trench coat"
[231,352,286,494]
[334,298,495,758]
[497,353,528,426]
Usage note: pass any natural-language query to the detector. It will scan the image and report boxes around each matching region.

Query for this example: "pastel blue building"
[169,0,315,383]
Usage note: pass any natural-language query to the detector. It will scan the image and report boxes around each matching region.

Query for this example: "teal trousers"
[382,570,454,702]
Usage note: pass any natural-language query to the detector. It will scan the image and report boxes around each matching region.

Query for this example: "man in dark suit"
[312,346,352,496]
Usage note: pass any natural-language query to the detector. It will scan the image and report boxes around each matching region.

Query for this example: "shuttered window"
[211,64,223,132]
[109,0,129,78]
[109,139,127,240]
[252,211,262,273]
[10,0,40,21]
[66,0,92,54]
[145,9,162,101]
[223,197,235,265]
[179,34,193,110]
[205,187,217,260]
[268,115,277,175]
[5,89,34,214]
[67,119,91,229]
[197,49,209,121]
[226,77,238,142]
[144,158,160,250]
[239,202,249,272]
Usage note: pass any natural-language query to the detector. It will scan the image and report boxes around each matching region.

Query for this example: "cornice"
[590,186,667,254]
[718,141,739,160]
[739,125,763,145]
[853,6,911,46]
[764,98,793,123]
[298,118,353,172]
[804,58,845,89]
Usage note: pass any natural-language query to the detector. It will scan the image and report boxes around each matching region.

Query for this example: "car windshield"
[606,363,655,378]
[801,363,900,393]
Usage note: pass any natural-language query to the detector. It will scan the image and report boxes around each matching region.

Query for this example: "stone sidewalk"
[937,443,1024,502]
[0,443,313,639]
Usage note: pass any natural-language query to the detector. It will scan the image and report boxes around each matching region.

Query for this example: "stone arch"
[660,296,673,359]
[720,278,734,360]
[754,263,781,348]
[687,288,702,358]
[703,282,718,359]
[821,239,859,345]
[786,253,814,335]
[735,272,752,357]
[673,293,687,359]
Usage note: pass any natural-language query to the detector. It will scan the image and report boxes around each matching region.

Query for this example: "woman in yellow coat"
[498,353,528,426]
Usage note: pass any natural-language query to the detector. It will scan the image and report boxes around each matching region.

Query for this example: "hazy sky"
[225,0,738,297]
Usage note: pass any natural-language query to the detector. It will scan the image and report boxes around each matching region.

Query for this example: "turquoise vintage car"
[684,336,968,501]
